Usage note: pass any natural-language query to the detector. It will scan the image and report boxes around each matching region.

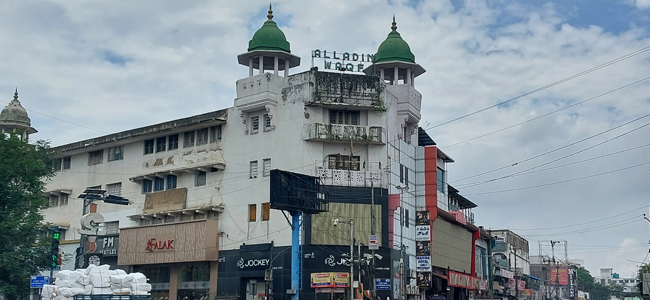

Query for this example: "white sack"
[131,282,152,292]
[111,288,132,294]
[109,274,133,285]
[88,270,112,287]
[57,287,85,297]
[132,291,151,295]
[52,296,70,300]
[98,264,111,271]
[115,269,128,275]
[130,272,148,284]
[54,270,73,281]
[53,278,71,287]
[91,287,113,295]
[42,285,58,298]
[84,284,93,295]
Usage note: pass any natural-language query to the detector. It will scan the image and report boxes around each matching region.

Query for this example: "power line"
[463,160,650,196]
[424,45,650,131]
[508,205,649,231]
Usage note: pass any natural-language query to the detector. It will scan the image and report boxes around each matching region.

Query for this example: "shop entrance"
[242,278,267,300]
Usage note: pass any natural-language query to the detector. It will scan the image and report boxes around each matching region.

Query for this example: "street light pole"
[350,219,354,300]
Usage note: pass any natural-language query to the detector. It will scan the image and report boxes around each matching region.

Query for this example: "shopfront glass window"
[135,265,170,300]
[178,262,210,300]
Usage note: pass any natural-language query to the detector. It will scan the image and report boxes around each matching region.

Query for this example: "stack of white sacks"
[41,265,151,300]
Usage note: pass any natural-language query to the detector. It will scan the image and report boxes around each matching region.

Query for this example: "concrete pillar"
[284,59,290,77]
[406,68,412,85]
[274,56,279,75]
[380,68,385,82]
[169,265,179,300]
[249,58,254,77]
[259,56,264,75]
[393,67,399,85]
[209,261,219,299]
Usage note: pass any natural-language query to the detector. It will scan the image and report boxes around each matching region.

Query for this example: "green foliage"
[0,134,55,299]
[636,264,650,299]
[609,282,624,299]
[577,267,595,292]
[590,283,613,300]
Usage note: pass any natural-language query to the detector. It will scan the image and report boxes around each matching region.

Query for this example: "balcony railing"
[304,123,384,144]
[317,169,382,188]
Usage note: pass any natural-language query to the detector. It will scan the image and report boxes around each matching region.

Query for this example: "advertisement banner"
[311,273,350,288]
[416,241,431,256]
[501,269,514,279]
[417,272,432,287]
[333,273,349,287]
[416,256,432,272]
[549,267,569,285]
[517,279,526,291]
[415,225,431,241]
[416,211,430,225]
[448,271,481,290]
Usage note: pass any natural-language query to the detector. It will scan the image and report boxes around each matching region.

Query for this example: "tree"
[589,283,612,300]
[577,267,595,292]
[636,264,650,299]
[609,282,624,300]
[0,134,55,299]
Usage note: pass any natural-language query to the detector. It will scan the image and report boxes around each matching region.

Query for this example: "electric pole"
[371,182,377,300]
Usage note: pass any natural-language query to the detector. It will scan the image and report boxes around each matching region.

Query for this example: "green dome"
[247,5,291,53]
[374,18,415,64]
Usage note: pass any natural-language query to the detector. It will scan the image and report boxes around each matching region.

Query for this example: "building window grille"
[250,161,258,179]
[196,128,209,145]
[327,155,360,171]
[50,196,59,207]
[88,150,104,166]
[52,158,62,171]
[63,156,71,169]
[144,139,154,154]
[263,158,271,177]
[142,179,153,193]
[108,146,123,161]
[195,171,206,186]
[106,182,122,196]
[264,114,272,131]
[60,194,69,206]
[156,137,166,152]
[184,131,195,148]
[330,110,360,125]
[210,125,222,142]
[251,116,260,134]
[167,175,177,190]
[168,134,179,150]
[154,177,165,191]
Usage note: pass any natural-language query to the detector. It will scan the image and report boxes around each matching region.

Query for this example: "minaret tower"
[0,89,37,141]
[364,17,425,143]
[237,4,301,77]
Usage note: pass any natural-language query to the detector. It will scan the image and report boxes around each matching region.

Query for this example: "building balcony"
[316,168,382,188]
[304,123,384,144]
[387,84,422,123]
[234,73,282,112]
[307,72,385,110]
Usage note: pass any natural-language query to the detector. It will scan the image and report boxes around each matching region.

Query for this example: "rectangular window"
[405,209,409,228]
[251,116,260,134]
[60,194,69,206]
[264,114,272,131]
[167,175,177,190]
[154,177,165,191]
[183,131,195,148]
[250,160,258,179]
[50,196,59,207]
[106,182,122,196]
[144,139,154,154]
[249,204,257,222]
[195,171,206,186]
[52,158,62,171]
[142,179,153,193]
[405,166,409,187]
[437,168,446,193]
[63,156,71,169]
[262,203,270,221]
[210,125,222,142]
[108,146,123,161]
[104,221,119,235]
[330,110,360,125]
[196,128,209,145]
[327,155,360,171]
[88,150,104,166]
[399,164,404,183]
[168,134,179,150]
[263,158,271,177]
[156,137,166,152]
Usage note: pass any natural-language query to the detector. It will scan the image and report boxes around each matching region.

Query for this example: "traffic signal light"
[50,229,60,268]
[56,252,63,266]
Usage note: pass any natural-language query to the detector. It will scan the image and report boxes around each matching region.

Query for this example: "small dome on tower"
[374,17,416,64]
[0,89,32,127]
[248,4,291,53]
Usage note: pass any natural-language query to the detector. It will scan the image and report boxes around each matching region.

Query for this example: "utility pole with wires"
[396,185,409,300]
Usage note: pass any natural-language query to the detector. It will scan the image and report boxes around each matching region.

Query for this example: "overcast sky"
[2,0,650,278]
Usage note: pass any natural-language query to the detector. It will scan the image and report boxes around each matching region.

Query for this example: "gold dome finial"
[391,15,397,31]
[267,3,274,21]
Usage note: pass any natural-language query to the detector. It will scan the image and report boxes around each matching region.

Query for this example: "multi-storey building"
[27,7,486,300]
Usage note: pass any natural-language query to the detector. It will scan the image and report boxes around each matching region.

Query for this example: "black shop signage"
[96,235,119,257]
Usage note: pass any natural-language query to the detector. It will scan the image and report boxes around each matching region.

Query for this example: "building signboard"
[30,276,49,288]
[415,225,430,241]
[95,235,119,256]
[310,273,350,288]
[549,267,569,285]
[118,219,218,265]
[417,272,432,287]
[416,256,432,272]
[375,279,391,290]
[500,269,514,279]
[311,49,374,73]
[448,271,481,290]
[369,235,379,250]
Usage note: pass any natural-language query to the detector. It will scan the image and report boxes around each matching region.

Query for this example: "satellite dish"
[81,213,105,231]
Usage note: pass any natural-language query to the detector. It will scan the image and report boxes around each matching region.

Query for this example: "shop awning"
[525,274,542,281]
[433,273,448,280]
